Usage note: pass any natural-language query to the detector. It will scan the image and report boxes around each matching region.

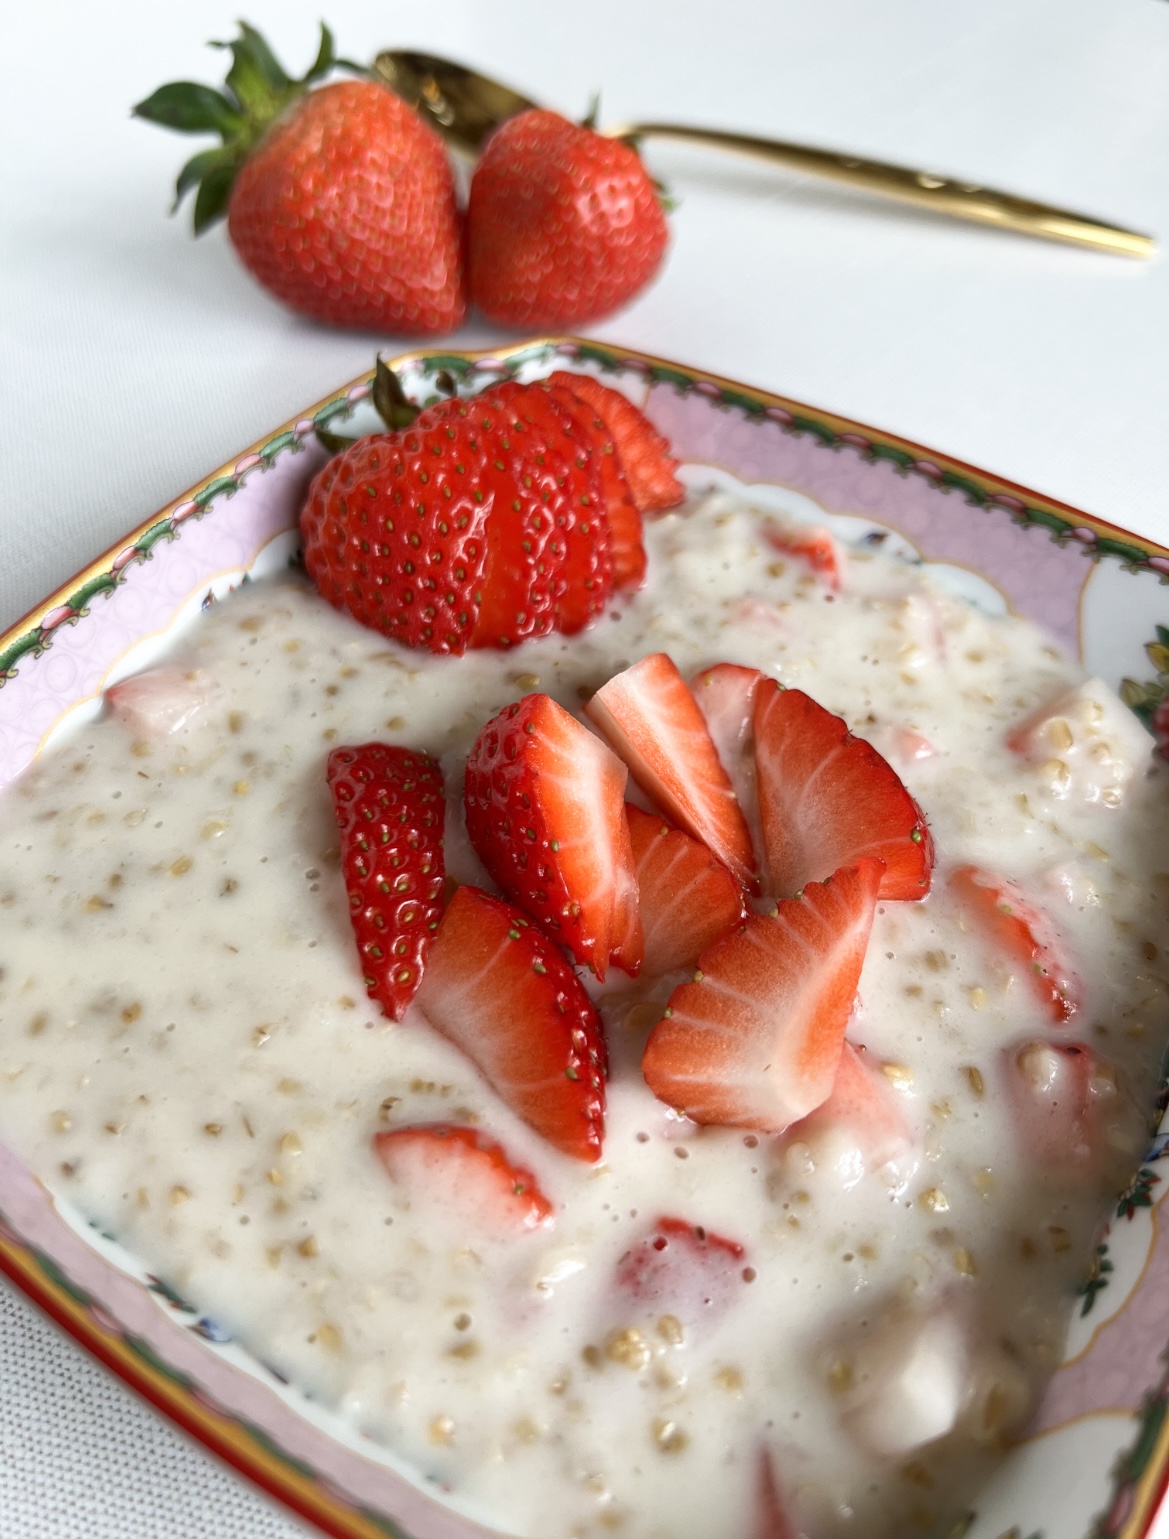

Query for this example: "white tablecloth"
[4,0,1169,1534]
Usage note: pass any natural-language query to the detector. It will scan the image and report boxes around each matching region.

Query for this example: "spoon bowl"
[375,50,537,156]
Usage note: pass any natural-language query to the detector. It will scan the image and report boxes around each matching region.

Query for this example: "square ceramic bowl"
[3,338,1169,1539]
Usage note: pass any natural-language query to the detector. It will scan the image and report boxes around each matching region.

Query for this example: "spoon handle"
[608,122,1153,258]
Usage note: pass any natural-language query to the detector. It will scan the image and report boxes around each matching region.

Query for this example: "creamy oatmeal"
[1,488,1167,1539]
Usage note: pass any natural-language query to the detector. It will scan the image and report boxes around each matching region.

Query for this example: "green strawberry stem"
[372,357,422,429]
[133,21,366,233]
[315,357,421,455]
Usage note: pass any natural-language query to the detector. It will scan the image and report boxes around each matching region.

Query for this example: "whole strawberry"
[134,23,465,335]
[467,109,669,329]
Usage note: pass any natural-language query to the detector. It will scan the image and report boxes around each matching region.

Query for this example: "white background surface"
[3,1,1169,1535]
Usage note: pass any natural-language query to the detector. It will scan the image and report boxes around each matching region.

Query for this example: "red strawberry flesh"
[754,681,933,901]
[949,865,1081,1023]
[762,522,843,591]
[417,886,608,1162]
[753,1449,801,1539]
[105,666,218,738]
[626,803,744,977]
[374,1122,553,1233]
[1002,1046,1107,1163]
[789,1042,914,1182]
[642,860,884,1132]
[615,1215,747,1326]
[326,744,445,1021]
[464,694,642,979]
[587,653,757,891]
[691,662,765,852]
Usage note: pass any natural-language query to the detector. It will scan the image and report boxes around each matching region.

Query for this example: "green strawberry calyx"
[316,358,423,454]
[133,21,365,234]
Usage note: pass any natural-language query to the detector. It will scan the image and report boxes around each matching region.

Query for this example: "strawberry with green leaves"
[134,23,465,334]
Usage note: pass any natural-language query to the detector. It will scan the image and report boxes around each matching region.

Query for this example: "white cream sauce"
[2,489,1169,1539]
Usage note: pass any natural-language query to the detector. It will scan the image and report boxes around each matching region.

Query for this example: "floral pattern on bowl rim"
[2,337,1169,1539]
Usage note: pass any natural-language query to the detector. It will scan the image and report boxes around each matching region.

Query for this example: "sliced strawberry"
[471,385,572,647]
[615,1215,746,1327]
[547,371,684,513]
[642,860,883,1133]
[626,803,744,977]
[373,1123,554,1233]
[586,654,757,891]
[949,865,1080,1024]
[464,694,642,979]
[753,1449,800,1539]
[490,381,613,638]
[788,1043,914,1187]
[883,725,939,767]
[417,885,608,1162]
[106,666,220,737]
[1003,1040,1141,1173]
[690,661,765,846]
[544,382,646,590]
[327,744,445,1022]
[754,682,933,901]
[762,520,842,590]
[1006,677,1152,807]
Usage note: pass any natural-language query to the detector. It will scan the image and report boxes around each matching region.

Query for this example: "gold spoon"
[376,49,1153,260]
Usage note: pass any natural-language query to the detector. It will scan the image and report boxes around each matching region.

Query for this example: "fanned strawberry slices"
[546,371,684,515]
[754,682,933,901]
[543,380,646,591]
[642,860,885,1133]
[302,372,682,658]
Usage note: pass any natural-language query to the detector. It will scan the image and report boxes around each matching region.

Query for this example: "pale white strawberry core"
[2,486,1167,1539]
